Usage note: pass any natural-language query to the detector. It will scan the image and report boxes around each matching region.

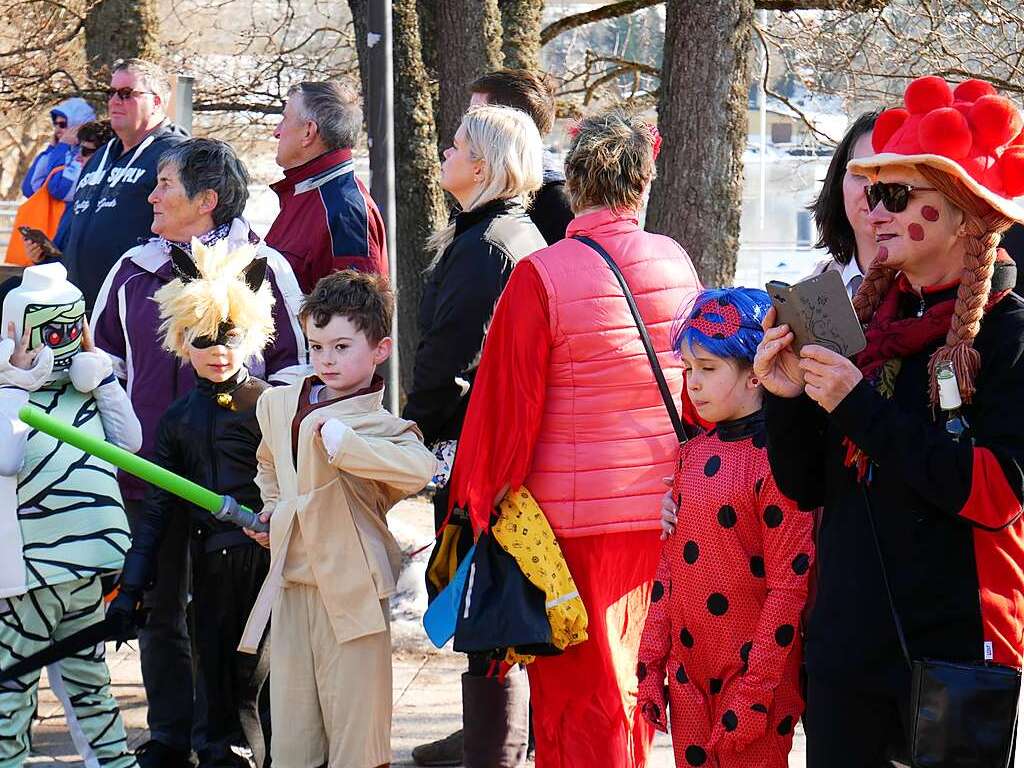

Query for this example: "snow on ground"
[389,494,445,654]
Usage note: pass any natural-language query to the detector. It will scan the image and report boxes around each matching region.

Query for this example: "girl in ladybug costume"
[638,288,814,768]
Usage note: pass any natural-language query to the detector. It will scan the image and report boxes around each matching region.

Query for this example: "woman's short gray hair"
[289,80,363,151]
[157,139,250,227]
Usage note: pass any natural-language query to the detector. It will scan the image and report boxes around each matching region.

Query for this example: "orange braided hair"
[919,166,1014,404]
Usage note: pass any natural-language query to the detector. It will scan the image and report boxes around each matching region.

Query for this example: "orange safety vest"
[5,166,66,266]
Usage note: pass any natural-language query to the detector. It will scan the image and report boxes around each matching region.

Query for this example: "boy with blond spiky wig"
[108,238,277,768]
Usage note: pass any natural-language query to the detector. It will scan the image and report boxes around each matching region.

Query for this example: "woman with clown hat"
[756,75,1024,766]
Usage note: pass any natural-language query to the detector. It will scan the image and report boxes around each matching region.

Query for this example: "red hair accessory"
[689,300,741,339]
[648,124,662,162]
[565,118,661,162]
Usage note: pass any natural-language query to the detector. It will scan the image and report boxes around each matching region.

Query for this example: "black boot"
[462,666,529,768]
[411,729,463,767]
[135,740,197,768]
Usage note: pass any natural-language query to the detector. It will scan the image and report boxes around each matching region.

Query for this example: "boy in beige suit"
[240,270,436,768]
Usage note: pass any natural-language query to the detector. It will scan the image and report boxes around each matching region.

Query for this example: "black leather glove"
[106,549,153,642]
[106,586,145,642]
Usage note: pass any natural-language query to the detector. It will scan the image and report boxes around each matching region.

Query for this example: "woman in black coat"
[403,104,546,768]
[754,76,1024,768]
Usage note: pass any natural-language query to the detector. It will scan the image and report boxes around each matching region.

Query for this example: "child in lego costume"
[0,262,141,768]
[109,240,276,768]
[638,288,814,768]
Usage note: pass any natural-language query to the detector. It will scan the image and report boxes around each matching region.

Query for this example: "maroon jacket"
[265,148,388,293]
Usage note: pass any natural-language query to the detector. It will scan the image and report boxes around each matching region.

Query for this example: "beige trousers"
[270,584,392,768]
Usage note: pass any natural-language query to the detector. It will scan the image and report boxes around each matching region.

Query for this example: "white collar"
[841,257,864,291]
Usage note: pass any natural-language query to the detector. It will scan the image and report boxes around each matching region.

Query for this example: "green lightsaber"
[18,404,269,533]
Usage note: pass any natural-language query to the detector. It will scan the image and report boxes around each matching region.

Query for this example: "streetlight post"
[366,1,400,414]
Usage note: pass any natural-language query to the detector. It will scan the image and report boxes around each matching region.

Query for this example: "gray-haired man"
[62,58,189,310]
[265,80,388,293]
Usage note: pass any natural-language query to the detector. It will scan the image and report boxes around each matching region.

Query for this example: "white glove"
[69,349,114,394]
[0,339,53,391]
[320,417,352,461]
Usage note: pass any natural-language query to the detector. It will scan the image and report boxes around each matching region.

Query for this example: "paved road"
[26,644,808,767]
[24,496,810,767]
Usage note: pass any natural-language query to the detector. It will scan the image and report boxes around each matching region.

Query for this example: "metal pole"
[173,75,194,134]
[757,9,768,232]
[367,0,399,414]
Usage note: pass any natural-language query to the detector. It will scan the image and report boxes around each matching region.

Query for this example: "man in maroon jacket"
[266,80,387,293]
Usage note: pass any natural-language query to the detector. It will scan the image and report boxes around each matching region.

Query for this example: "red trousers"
[528,530,661,768]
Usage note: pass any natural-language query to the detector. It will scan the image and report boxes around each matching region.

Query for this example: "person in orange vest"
[8,98,96,265]
[7,121,110,267]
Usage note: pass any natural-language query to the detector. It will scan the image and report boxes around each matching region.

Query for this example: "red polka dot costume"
[637,412,814,768]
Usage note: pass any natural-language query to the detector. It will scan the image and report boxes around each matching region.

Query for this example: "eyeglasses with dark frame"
[865,182,937,214]
[105,87,157,101]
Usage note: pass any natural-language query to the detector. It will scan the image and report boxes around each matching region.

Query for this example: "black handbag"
[452,530,561,657]
[862,486,1021,767]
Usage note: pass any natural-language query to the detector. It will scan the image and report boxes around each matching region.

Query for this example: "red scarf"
[855,275,958,381]
[844,260,1014,482]
[855,266,1014,382]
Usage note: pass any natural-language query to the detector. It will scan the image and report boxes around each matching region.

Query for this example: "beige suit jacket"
[239,379,436,652]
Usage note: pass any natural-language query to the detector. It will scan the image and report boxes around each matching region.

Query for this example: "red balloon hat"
[848,75,1024,221]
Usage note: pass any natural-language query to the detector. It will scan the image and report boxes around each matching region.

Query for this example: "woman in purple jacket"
[91,137,305,768]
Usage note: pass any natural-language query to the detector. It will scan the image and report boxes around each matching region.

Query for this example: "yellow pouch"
[426,523,464,595]
[492,486,588,665]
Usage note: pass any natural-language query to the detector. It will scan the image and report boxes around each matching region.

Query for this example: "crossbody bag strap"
[860,484,914,670]
[572,235,690,444]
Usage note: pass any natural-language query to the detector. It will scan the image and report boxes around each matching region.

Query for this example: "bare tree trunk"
[84,0,160,84]
[393,0,448,395]
[348,0,370,107]
[499,0,544,71]
[433,0,503,150]
[646,0,754,286]
[415,0,440,149]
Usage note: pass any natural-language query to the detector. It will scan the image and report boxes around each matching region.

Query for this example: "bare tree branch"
[753,21,838,143]
[540,0,660,45]
[757,0,888,10]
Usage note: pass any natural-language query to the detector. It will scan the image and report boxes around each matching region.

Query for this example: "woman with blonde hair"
[756,76,1024,767]
[445,110,701,767]
[403,104,546,768]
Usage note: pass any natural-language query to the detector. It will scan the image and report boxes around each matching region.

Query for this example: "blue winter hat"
[50,98,96,127]
[672,287,771,365]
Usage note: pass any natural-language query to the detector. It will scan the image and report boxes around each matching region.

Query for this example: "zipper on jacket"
[207,396,219,496]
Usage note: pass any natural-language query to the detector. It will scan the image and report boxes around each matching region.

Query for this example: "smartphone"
[765,270,866,357]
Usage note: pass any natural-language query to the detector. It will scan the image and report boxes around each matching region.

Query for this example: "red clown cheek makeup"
[908,223,925,241]
[921,205,940,222]
[878,245,889,260]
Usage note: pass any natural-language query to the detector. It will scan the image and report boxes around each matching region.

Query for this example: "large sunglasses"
[865,182,937,214]
[105,87,156,101]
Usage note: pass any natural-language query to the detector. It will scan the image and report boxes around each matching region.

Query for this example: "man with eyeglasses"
[60,58,188,311]
[19,97,96,198]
